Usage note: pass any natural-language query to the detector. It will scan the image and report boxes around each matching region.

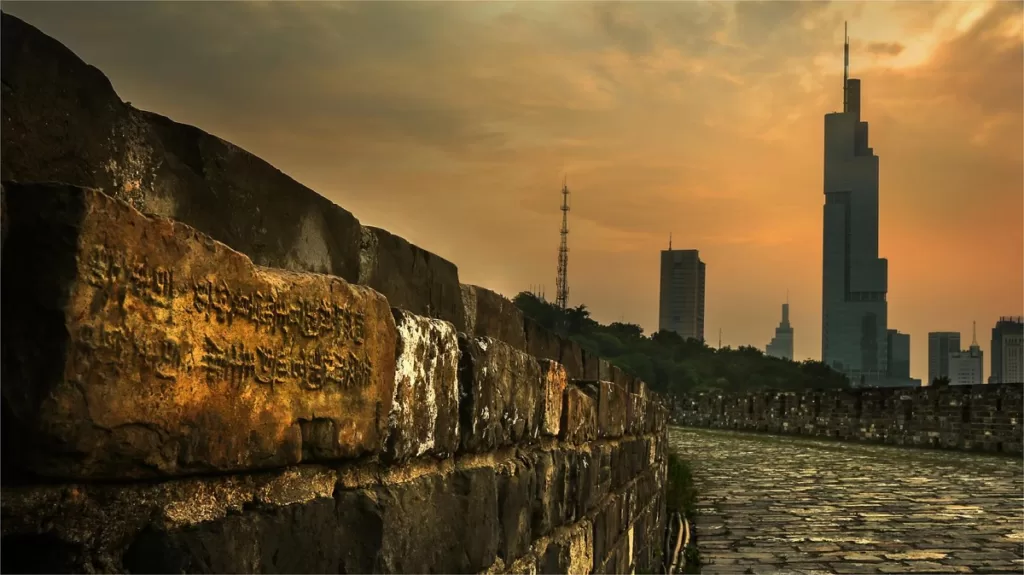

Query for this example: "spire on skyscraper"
[843,21,849,113]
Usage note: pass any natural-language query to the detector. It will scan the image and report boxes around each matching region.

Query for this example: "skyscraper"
[949,322,984,385]
[928,332,961,384]
[658,245,705,342]
[821,26,888,386]
[886,329,911,379]
[990,316,1024,383]
[766,302,794,360]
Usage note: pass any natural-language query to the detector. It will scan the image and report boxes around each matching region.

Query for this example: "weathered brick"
[460,284,527,351]
[537,519,593,575]
[561,386,597,445]
[524,316,561,363]
[559,336,586,380]
[626,392,647,436]
[457,335,543,452]
[582,348,601,380]
[385,309,460,461]
[598,381,628,438]
[359,226,466,330]
[538,359,568,437]
[1,183,397,480]
[497,456,538,562]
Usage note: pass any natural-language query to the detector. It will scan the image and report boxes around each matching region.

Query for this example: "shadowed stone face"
[386,308,460,461]
[457,335,544,452]
[1,183,397,480]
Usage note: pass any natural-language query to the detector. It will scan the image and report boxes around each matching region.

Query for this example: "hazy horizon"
[7,0,1022,383]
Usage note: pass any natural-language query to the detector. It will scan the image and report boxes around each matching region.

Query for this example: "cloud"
[2,0,1020,383]
[865,41,906,56]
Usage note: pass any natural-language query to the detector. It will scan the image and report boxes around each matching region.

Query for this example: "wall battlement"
[0,12,669,574]
[671,383,1023,455]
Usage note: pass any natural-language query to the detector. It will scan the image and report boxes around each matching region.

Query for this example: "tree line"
[514,292,850,394]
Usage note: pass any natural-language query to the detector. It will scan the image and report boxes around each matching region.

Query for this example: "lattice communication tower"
[555,178,570,311]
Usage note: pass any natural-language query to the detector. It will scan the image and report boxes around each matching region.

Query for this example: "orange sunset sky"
[8,1,1022,383]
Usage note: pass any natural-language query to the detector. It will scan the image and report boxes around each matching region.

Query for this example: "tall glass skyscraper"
[821,28,889,386]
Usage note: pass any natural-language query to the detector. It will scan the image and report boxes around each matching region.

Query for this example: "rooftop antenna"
[843,21,849,113]
[972,320,978,347]
[555,176,571,311]
[718,328,722,349]
[668,232,673,251]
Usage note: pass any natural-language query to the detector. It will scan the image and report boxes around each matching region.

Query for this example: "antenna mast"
[843,21,849,113]
[555,177,571,311]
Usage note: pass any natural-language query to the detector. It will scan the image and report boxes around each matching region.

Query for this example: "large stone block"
[524,315,561,361]
[626,392,647,436]
[597,381,628,438]
[560,386,598,445]
[385,309,460,461]
[582,348,602,380]
[457,335,543,452]
[376,466,501,573]
[461,284,527,351]
[359,226,465,330]
[538,359,568,437]
[1,14,364,282]
[122,491,381,574]
[1,184,397,479]
[538,520,594,575]
[533,450,574,537]
[497,456,539,562]
[0,466,347,573]
[559,336,587,380]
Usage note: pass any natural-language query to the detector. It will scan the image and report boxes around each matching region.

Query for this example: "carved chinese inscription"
[75,323,188,381]
[82,245,176,306]
[199,336,371,391]
[192,279,365,342]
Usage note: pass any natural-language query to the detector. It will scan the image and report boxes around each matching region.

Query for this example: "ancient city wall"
[0,13,670,574]
[671,383,1024,455]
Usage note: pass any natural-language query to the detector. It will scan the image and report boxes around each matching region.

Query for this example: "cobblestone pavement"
[669,427,1024,575]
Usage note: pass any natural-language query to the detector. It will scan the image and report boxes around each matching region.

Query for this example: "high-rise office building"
[928,332,961,384]
[658,246,705,342]
[990,316,1024,383]
[886,329,910,379]
[949,323,984,385]
[821,28,888,387]
[766,302,794,360]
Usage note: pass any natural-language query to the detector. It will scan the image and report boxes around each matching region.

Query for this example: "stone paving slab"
[670,428,1023,575]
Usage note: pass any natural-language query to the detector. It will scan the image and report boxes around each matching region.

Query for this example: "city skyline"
[5,1,1021,384]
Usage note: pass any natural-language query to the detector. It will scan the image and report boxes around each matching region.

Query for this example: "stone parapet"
[0,13,671,572]
[672,383,1024,455]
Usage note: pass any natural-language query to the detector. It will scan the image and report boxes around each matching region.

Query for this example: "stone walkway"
[669,427,1024,575]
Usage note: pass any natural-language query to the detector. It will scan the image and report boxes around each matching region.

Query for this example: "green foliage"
[513,291,851,394]
[666,451,697,518]
[682,545,701,574]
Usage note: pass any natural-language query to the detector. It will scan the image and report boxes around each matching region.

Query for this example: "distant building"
[658,246,705,342]
[990,316,1024,383]
[820,36,888,388]
[949,323,983,385]
[928,332,961,384]
[766,302,794,360]
[886,329,910,379]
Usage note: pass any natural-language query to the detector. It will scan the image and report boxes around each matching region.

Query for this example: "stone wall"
[671,383,1024,455]
[0,13,670,574]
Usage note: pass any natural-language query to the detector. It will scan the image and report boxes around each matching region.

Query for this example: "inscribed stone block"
[1,183,397,479]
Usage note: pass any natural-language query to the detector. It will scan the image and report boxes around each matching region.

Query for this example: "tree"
[932,376,951,387]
